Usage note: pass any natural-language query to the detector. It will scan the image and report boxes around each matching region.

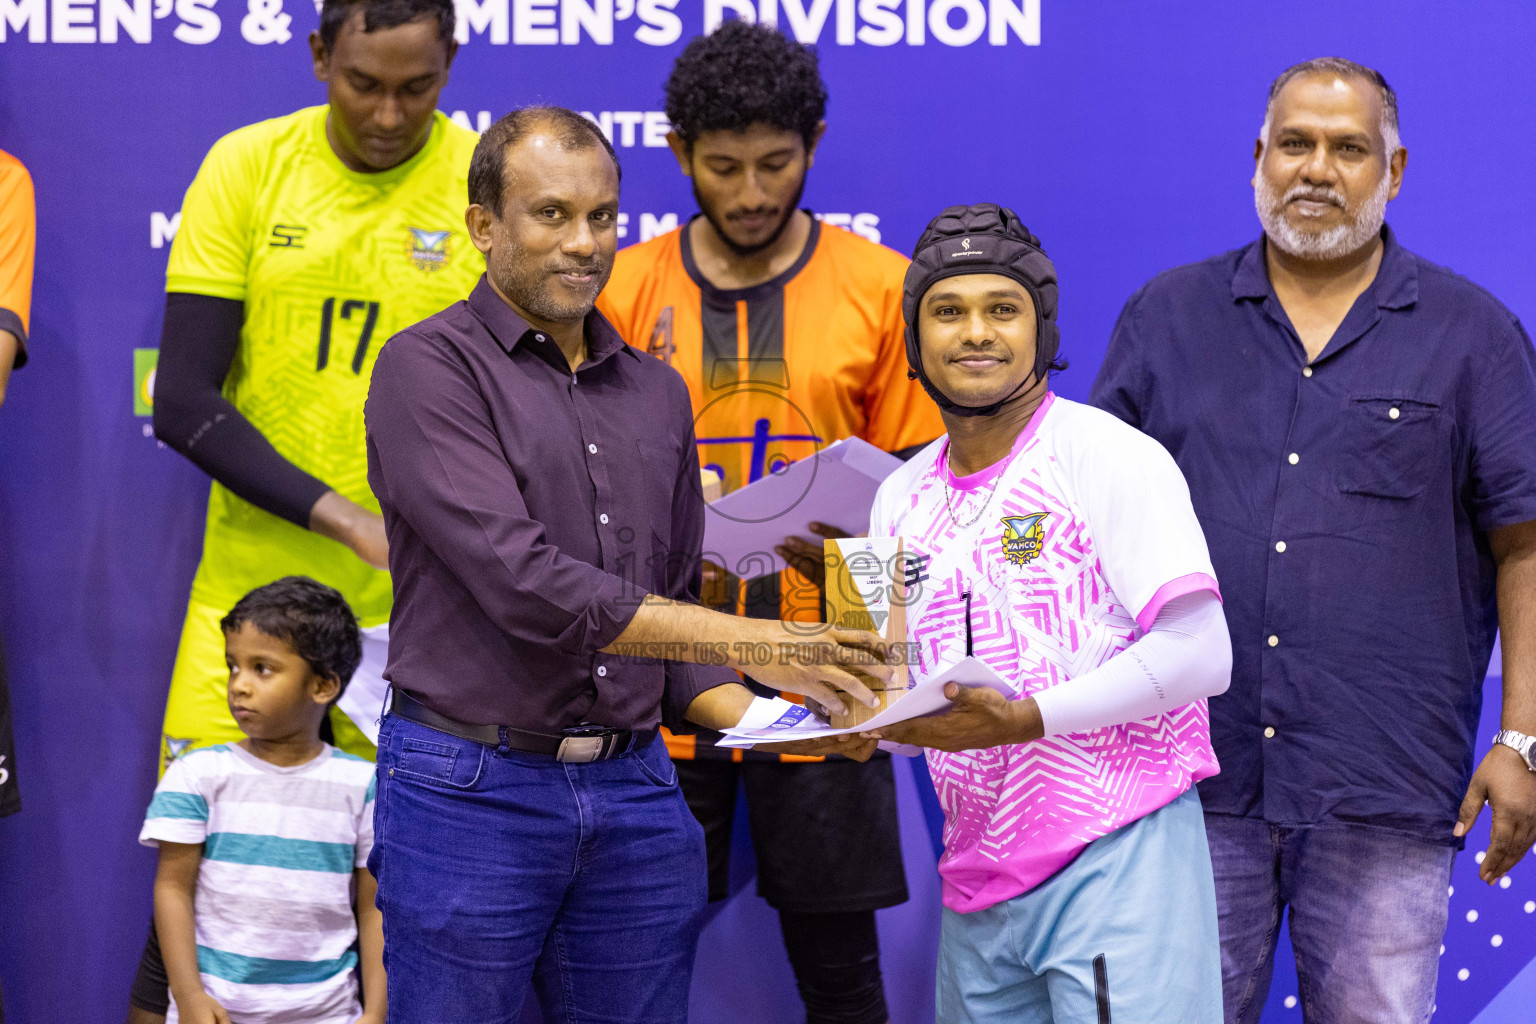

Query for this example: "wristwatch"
[1493,730,1536,772]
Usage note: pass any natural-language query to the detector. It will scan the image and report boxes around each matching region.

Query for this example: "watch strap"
[1493,729,1536,771]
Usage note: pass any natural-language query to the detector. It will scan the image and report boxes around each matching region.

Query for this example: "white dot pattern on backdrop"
[1433,823,1536,1012]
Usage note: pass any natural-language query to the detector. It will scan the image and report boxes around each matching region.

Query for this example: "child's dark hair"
[221,577,363,697]
[664,19,827,150]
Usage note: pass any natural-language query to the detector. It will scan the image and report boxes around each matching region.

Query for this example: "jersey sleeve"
[1067,411,1221,632]
[139,754,211,847]
[165,131,261,300]
[0,152,36,364]
[861,272,945,455]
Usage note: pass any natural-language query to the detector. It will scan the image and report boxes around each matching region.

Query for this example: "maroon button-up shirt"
[366,275,732,730]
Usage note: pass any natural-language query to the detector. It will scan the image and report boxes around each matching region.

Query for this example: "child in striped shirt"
[141,577,382,1024]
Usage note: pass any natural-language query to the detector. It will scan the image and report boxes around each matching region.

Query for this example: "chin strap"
[907,366,1038,418]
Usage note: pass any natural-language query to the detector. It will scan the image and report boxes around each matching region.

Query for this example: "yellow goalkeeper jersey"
[166,105,480,623]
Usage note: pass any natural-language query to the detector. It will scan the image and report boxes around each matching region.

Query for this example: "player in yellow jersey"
[130,0,475,1019]
[597,23,944,1024]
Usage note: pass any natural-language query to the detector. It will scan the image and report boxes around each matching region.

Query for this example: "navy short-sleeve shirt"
[1090,227,1536,843]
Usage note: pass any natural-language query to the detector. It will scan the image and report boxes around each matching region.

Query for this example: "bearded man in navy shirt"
[1092,58,1536,1024]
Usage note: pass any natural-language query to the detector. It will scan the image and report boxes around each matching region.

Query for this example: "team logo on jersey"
[163,736,194,763]
[405,228,453,273]
[1000,514,1048,566]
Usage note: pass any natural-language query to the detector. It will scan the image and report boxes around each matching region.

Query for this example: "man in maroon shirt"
[364,106,889,1023]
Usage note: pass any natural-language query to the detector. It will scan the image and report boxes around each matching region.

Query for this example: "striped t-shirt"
[140,742,375,1024]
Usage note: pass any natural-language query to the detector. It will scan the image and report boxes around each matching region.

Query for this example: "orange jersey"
[599,218,940,495]
[0,150,35,367]
[597,217,943,760]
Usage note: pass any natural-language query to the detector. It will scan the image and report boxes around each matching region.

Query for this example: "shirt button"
[1302,367,1313,378]
[1264,726,1276,739]
[1287,453,1300,465]
[599,513,609,525]
[1389,407,1401,420]
[1275,541,1287,553]
[588,443,598,454]
[596,665,608,677]
[534,333,547,342]
[1268,634,1279,647]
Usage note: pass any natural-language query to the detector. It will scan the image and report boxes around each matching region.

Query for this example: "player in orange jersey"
[596,22,943,1024]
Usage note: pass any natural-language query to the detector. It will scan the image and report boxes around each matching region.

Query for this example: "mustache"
[549,259,604,275]
[726,206,780,221]
[1283,184,1348,210]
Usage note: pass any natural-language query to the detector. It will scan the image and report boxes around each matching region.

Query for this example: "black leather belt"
[389,690,649,763]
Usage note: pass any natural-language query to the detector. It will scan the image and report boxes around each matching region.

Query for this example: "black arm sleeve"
[152,292,332,527]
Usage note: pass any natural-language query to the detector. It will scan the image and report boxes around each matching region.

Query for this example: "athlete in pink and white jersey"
[869,204,1231,1023]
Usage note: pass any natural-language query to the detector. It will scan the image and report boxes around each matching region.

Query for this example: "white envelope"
[716,655,1014,754]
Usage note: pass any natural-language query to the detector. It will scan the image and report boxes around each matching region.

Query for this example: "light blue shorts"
[935,787,1222,1024]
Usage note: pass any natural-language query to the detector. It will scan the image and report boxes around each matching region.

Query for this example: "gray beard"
[1255,172,1390,261]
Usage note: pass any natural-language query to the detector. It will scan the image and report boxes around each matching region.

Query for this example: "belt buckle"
[556,735,607,763]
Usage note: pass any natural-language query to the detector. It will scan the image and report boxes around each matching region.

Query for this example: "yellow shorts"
[158,597,377,773]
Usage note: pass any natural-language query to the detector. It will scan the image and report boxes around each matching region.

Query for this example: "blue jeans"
[1204,813,1455,1024]
[369,714,707,1024]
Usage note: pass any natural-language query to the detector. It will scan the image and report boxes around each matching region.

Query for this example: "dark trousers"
[371,714,707,1023]
[676,756,907,1024]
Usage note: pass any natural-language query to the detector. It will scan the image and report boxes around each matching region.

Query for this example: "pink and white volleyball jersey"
[869,393,1222,913]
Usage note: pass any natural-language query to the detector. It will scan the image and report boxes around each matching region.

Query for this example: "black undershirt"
[152,292,331,527]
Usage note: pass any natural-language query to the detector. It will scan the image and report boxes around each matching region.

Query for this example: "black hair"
[468,105,622,217]
[221,577,363,697]
[665,20,827,149]
[318,0,455,53]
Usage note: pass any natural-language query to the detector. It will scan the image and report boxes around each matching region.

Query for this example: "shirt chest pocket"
[634,438,683,552]
[1336,395,1443,500]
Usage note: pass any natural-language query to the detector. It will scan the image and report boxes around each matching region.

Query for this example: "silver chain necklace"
[942,448,1003,530]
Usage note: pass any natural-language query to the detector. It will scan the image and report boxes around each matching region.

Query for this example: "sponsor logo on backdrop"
[2,0,1039,46]
[150,207,882,247]
[133,348,158,417]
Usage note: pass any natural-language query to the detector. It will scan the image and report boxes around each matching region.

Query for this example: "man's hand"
[175,990,231,1024]
[682,683,876,760]
[310,490,390,570]
[775,522,851,590]
[868,683,1040,753]
[755,733,879,762]
[740,618,894,717]
[1455,743,1536,883]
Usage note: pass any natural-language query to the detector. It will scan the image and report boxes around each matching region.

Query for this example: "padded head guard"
[902,203,1060,417]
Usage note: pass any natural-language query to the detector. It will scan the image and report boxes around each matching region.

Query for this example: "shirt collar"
[467,274,637,369]
[1231,224,1418,311]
